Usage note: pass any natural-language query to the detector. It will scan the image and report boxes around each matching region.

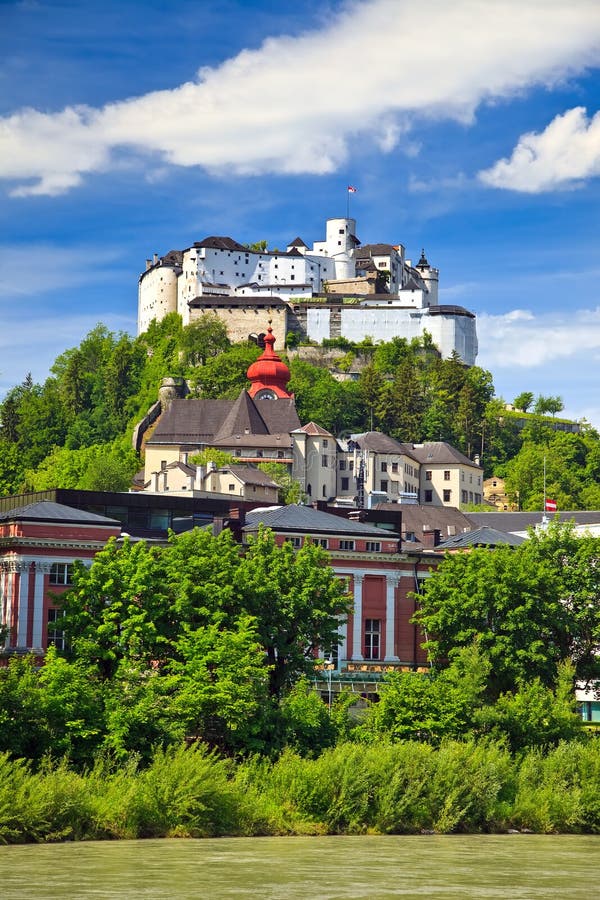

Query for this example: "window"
[462,490,468,503]
[323,440,328,448]
[444,470,450,481]
[49,563,74,585]
[339,460,346,471]
[341,477,349,490]
[256,450,264,458]
[228,483,235,491]
[321,455,328,467]
[289,537,302,548]
[364,619,381,660]
[365,541,381,552]
[349,460,354,471]
[381,462,387,472]
[380,480,388,492]
[316,538,328,549]
[425,470,432,481]
[47,609,66,650]
[425,490,433,502]
[277,451,284,459]
[339,540,355,551]
[391,462,398,473]
[235,449,241,457]
[443,489,451,502]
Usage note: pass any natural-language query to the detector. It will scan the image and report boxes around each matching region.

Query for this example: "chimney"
[474,454,481,467]
[153,253,158,265]
[421,528,441,548]
[145,259,152,270]
[195,465,205,490]
[161,469,168,492]
[187,474,195,491]
[151,471,160,492]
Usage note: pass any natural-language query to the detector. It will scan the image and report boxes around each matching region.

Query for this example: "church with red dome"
[143,325,300,476]
[246,325,293,401]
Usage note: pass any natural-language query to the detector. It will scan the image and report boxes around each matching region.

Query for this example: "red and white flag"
[545,499,557,513]
[347,185,357,193]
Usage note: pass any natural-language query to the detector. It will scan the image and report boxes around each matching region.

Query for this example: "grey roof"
[146,393,300,447]
[374,503,473,549]
[223,466,279,487]
[0,501,120,527]
[244,504,399,537]
[409,442,479,468]
[355,243,397,258]
[349,432,415,457]
[428,305,476,319]
[466,510,600,533]
[194,236,248,251]
[437,525,525,549]
[214,391,269,441]
[188,296,286,308]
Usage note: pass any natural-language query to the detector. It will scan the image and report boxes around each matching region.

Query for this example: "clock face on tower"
[255,388,277,400]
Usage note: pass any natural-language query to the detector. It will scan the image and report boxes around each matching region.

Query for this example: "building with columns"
[242,504,437,690]
[0,501,121,659]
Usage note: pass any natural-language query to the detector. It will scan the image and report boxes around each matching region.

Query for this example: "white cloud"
[479,107,600,192]
[2,0,600,196]
[478,307,600,368]
[477,308,600,426]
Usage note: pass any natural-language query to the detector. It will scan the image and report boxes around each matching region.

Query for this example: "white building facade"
[138,216,478,365]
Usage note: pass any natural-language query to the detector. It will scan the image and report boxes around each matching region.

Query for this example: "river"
[1,834,598,898]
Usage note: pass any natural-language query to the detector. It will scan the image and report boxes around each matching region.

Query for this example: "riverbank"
[2,737,600,843]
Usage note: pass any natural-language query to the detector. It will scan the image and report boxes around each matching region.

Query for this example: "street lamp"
[324,657,334,711]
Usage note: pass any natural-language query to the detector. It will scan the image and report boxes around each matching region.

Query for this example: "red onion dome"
[247,326,292,399]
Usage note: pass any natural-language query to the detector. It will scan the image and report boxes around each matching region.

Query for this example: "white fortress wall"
[335,308,477,365]
[306,308,332,344]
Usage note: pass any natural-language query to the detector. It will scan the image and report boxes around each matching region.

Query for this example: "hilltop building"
[138,216,478,365]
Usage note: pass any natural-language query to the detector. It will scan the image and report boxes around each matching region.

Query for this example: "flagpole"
[346,188,350,219]
[542,455,548,526]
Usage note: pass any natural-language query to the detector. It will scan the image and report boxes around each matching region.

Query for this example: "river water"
[1,834,598,898]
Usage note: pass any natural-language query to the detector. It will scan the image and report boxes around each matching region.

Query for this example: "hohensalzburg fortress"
[138,216,478,365]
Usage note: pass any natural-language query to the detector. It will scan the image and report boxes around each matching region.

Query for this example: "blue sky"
[1,0,600,424]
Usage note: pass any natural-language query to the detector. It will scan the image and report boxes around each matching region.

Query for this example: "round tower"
[415,248,439,306]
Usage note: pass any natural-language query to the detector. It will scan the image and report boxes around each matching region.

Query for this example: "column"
[384,573,400,661]
[351,574,364,660]
[32,561,52,649]
[0,563,11,649]
[15,560,30,648]
[337,619,347,668]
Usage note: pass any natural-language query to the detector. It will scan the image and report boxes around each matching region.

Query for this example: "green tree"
[513,391,534,413]
[414,523,600,696]
[478,663,582,751]
[180,315,231,368]
[235,527,351,697]
[258,461,306,504]
[361,643,489,744]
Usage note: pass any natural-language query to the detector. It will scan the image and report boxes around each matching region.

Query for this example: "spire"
[246,323,292,400]
[416,248,429,269]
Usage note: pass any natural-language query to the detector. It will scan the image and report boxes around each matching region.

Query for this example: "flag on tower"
[545,498,557,513]
[347,185,357,193]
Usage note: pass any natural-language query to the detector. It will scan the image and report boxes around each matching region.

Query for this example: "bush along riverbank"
[2,738,600,843]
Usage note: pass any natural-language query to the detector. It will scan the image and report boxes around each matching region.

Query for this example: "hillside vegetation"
[1,313,599,509]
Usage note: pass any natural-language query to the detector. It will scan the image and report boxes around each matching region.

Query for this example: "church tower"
[246,325,293,400]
